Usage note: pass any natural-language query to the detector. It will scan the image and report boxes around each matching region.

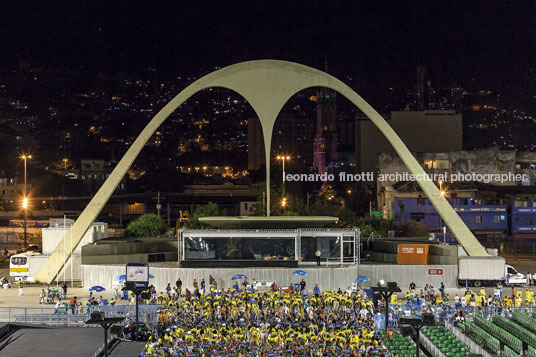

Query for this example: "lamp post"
[276,155,291,197]
[85,314,124,357]
[438,180,447,242]
[22,197,28,249]
[399,313,436,357]
[371,281,401,332]
[20,154,32,250]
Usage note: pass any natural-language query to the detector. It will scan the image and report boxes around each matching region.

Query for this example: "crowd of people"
[140,279,390,356]
[453,286,535,308]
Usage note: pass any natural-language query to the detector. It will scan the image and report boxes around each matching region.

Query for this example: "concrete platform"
[0,324,103,356]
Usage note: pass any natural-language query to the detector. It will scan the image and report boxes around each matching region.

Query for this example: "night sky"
[1,1,535,106]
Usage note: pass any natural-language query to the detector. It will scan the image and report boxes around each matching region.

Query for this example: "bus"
[9,251,48,282]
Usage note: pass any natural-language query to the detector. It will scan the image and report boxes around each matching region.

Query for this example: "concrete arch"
[35,60,486,283]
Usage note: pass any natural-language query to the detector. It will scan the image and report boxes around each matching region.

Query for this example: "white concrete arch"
[35,60,486,283]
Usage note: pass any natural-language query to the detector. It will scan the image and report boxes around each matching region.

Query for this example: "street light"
[85,313,125,357]
[275,155,290,207]
[438,180,446,197]
[371,281,401,332]
[399,313,436,357]
[20,154,32,250]
[20,154,32,196]
[21,196,29,250]
[438,181,447,241]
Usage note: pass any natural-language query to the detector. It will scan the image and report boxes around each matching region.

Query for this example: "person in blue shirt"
[314,284,320,298]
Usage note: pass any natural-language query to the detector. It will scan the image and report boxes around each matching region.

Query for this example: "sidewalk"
[0,285,126,308]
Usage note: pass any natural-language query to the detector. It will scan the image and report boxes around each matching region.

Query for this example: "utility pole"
[167,202,170,229]
[156,191,161,217]
[21,154,32,250]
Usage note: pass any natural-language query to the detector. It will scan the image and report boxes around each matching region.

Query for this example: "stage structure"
[178,228,360,268]
[36,60,488,284]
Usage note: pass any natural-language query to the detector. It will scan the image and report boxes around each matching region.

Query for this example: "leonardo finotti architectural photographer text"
[284,171,528,184]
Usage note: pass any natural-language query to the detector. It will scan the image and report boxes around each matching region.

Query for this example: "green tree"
[399,220,429,237]
[252,194,266,216]
[183,202,224,229]
[125,214,167,238]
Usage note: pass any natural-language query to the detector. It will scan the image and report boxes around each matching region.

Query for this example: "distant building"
[394,197,508,243]
[0,177,30,209]
[357,110,463,175]
[80,159,126,193]
[512,201,536,240]
[377,147,536,218]
[313,87,337,174]
[80,159,108,181]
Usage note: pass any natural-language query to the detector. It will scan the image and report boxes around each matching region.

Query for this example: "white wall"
[42,222,108,255]
[82,264,458,292]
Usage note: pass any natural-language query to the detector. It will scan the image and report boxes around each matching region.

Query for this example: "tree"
[125,214,167,238]
[183,202,224,229]
[399,220,429,237]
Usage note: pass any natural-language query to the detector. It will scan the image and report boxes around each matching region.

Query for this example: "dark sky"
[1,1,535,97]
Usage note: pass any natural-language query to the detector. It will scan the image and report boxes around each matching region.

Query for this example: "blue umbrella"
[232,274,247,280]
[89,285,106,292]
[117,274,126,281]
[292,270,308,277]
[355,276,371,283]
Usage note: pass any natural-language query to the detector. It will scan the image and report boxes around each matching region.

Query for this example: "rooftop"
[198,216,339,229]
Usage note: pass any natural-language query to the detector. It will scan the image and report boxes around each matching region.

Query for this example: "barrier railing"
[396,303,536,324]
[0,305,159,326]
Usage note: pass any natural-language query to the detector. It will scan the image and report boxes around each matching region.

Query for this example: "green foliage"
[125,214,166,238]
[183,202,224,229]
[399,220,429,237]
[252,195,266,216]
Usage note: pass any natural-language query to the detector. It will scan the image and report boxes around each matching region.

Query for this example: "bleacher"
[421,325,472,357]
[512,310,536,333]
[493,315,536,349]
[379,330,419,357]
[503,345,520,357]
[474,315,523,354]
[458,320,500,355]
[527,346,536,357]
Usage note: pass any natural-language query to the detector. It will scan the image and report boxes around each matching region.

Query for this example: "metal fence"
[393,303,536,324]
[0,305,160,326]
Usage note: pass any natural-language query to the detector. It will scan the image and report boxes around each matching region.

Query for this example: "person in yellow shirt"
[504,296,512,306]
[514,296,522,307]
[464,293,471,306]
[391,293,398,305]
[527,289,534,306]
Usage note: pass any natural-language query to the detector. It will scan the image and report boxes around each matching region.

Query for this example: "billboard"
[126,263,149,285]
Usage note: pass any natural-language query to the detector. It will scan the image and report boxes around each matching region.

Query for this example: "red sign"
[428,269,443,275]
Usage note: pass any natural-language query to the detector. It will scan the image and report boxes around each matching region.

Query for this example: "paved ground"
[0,325,104,357]
[108,341,146,356]
[0,285,126,308]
